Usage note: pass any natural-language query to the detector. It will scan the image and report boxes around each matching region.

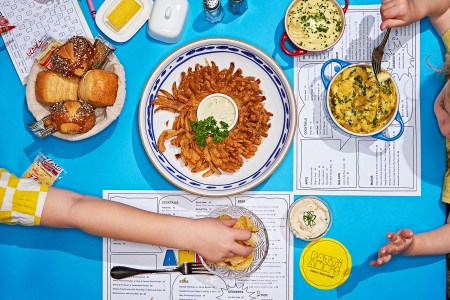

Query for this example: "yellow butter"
[107,0,142,31]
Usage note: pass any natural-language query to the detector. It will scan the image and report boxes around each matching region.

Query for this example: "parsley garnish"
[191,116,229,147]
[303,211,316,227]
[372,117,378,128]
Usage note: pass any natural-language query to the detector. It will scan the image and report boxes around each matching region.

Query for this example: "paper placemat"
[0,0,92,84]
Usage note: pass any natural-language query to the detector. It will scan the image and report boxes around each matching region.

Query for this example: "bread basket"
[25,38,126,141]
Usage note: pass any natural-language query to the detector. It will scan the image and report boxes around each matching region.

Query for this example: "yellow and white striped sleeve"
[0,168,48,225]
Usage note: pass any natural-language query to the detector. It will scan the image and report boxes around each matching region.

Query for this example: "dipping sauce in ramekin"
[288,196,332,241]
[197,93,238,129]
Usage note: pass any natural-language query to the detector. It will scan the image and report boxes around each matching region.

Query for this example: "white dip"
[289,197,330,240]
[197,94,238,128]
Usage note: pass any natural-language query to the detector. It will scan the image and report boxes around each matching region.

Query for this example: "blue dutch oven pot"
[320,58,404,141]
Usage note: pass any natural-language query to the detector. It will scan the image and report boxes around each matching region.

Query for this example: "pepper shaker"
[228,0,248,15]
[203,0,224,23]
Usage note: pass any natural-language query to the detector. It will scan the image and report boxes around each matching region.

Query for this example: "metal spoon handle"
[110,266,176,279]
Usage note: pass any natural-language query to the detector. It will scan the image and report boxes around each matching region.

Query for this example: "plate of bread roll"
[26,36,126,141]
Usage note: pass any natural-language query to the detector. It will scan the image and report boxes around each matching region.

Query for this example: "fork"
[110,262,211,279]
[371,28,391,82]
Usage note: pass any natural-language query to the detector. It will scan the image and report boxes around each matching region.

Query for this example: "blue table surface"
[0,0,448,299]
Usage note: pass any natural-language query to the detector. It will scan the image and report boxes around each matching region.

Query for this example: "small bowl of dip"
[288,196,332,241]
[197,93,239,129]
[280,0,349,56]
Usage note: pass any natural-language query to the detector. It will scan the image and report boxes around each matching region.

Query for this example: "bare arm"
[41,187,253,262]
[371,224,450,266]
[404,224,450,256]
[429,6,450,35]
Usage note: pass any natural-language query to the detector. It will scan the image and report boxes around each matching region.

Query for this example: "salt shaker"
[228,0,248,15]
[203,0,224,23]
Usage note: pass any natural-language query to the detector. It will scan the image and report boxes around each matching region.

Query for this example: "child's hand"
[434,80,450,138]
[370,229,415,266]
[380,0,429,30]
[192,217,254,263]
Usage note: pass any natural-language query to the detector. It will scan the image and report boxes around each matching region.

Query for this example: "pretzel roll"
[51,36,94,77]
[50,100,96,134]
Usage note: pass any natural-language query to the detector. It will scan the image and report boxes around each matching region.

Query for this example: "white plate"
[96,0,153,43]
[26,40,126,141]
[138,38,297,197]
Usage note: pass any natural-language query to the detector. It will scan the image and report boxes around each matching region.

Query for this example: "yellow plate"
[300,238,351,289]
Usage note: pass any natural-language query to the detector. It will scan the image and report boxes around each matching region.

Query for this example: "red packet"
[28,34,62,70]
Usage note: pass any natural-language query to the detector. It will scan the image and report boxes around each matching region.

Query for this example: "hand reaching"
[191,217,253,263]
[379,0,450,30]
[370,229,415,266]
[379,0,429,30]
[434,79,450,138]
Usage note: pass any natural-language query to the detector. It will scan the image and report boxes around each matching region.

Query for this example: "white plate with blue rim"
[138,38,297,197]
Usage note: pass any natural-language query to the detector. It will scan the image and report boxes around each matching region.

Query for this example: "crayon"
[0,26,15,34]
[86,0,96,20]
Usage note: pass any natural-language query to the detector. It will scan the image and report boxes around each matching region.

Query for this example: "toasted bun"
[35,71,79,106]
[51,36,94,77]
[50,100,96,134]
[78,70,118,107]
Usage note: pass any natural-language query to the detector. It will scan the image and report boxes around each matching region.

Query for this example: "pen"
[0,26,16,34]
[86,0,96,20]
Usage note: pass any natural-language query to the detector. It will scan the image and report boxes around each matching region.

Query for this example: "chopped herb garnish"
[303,211,316,227]
[355,75,363,87]
[372,118,378,127]
[191,116,229,147]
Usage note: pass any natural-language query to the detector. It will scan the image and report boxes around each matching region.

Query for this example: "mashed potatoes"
[286,0,343,50]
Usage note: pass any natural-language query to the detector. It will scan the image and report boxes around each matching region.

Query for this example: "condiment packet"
[91,35,116,70]
[28,115,57,139]
[22,152,66,186]
[34,36,62,70]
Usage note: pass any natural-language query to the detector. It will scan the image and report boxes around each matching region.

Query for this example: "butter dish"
[147,0,189,43]
[96,0,153,43]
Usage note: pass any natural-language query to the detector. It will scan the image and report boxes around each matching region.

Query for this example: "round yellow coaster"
[300,238,352,290]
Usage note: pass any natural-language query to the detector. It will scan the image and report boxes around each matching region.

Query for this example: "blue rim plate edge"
[138,37,297,197]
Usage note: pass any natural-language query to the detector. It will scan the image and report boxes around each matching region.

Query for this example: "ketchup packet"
[34,36,62,70]
[22,153,66,186]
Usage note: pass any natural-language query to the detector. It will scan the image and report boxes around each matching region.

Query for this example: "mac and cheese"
[329,65,397,134]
